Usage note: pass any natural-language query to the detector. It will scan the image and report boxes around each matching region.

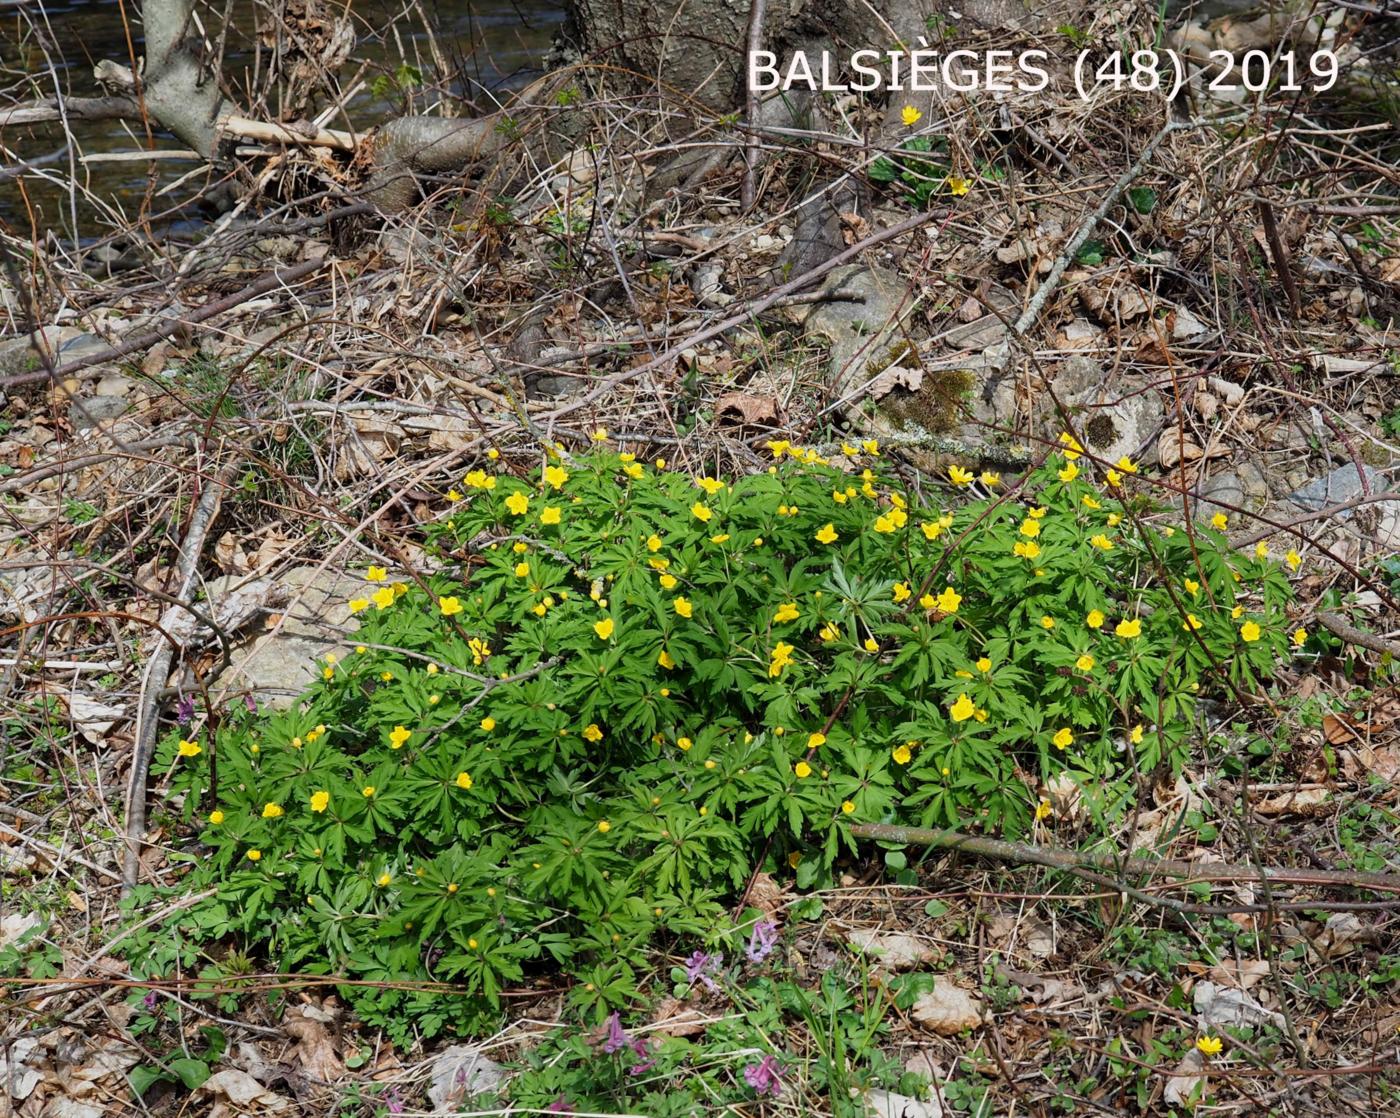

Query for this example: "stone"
[867,1089,945,1118]
[0,329,57,378]
[427,1044,509,1111]
[1193,470,1244,522]
[70,395,130,429]
[1236,458,1271,503]
[942,284,1015,350]
[788,265,913,394]
[1288,464,1391,519]
[1055,355,1103,396]
[213,566,363,710]
[95,373,136,397]
[1069,389,1163,470]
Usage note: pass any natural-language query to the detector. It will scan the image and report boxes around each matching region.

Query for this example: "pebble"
[1288,463,1389,518]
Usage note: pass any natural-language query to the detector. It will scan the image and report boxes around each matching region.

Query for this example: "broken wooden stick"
[849,822,1400,897]
[220,114,357,151]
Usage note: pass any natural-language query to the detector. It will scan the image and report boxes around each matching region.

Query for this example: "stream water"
[0,0,566,237]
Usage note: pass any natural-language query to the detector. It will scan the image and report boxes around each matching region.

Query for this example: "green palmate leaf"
[138,439,1298,1038]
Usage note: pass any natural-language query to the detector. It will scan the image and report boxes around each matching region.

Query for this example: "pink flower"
[600,1013,654,1075]
[743,1053,784,1097]
[746,919,778,964]
[602,1012,629,1054]
[685,950,724,992]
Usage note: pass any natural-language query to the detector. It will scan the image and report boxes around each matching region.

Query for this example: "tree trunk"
[567,0,1032,110]
[137,0,231,159]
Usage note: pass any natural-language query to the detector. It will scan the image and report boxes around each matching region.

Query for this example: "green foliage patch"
[136,439,1296,1041]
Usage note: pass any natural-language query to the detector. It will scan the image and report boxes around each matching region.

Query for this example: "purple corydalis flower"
[141,989,158,1010]
[685,950,723,992]
[243,693,257,714]
[384,1087,404,1115]
[175,695,195,726]
[746,919,778,964]
[600,1013,654,1076]
[626,1037,655,1076]
[743,1053,783,1097]
[544,1098,574,1114]
[602,1011,629,1054]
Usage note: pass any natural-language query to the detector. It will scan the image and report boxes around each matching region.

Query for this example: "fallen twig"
[1317,610,1400,657]
[849,822,1400,900]
[740,0,767,211]
[0,257,328,390]
[122,461,240,890]
[1011,119,1181,336]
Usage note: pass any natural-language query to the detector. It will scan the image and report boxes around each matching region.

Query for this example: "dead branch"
[849,822,1400,897]
[1317,611,1400,657]
[1011,118,1183,336]
[123,461,240,890]
[220,115,357,151]
[0,257,327,391]
[0,95,142,127]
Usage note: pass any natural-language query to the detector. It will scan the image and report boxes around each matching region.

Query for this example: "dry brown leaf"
[1323,712,1361,745]
[903,1049,944,1080]
[1353,743,1400,782]
[253,532,291,573]
[986,914,1053,960]
[1163,1049,1205,1109]
[866,364,923,401]
[840,211,872,245]
[1253,786,1331,816]
[745,870,787,919]
[996,965,1077,1005]
[714,391,778,426]
[911,980,983,1035]
[846,929,942,971]
[1206,958,1271,990]
[1045,771,1083,823]
[283,1004,345,1082]
[198,1068,294,1118]
[140,342,170,378]
[650,996,709,1037]
[1315,912,1368,958]
[214,531,250,575]
[1156,431,1204,470]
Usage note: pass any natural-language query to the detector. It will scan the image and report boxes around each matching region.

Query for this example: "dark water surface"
[1,0,565,237]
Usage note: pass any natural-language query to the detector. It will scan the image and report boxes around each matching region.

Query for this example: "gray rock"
[427,1044,509,1111]
[1237,458,1270,502]
[213,565,363,709]
[57,331,113,361]
[70,395,130,429]
[1054,355,1104,396]
[867,1089,945,1118]
[1288,464,1391,519]
[942,286,1017,351]
[1069,387,1163,469]
[0,327,61,378]
[789,265,914,395]
[95,373,136,397]
[1193,469,1244,522]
